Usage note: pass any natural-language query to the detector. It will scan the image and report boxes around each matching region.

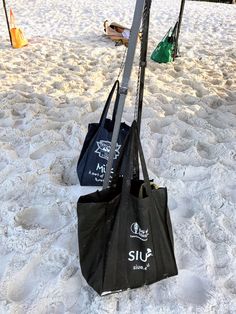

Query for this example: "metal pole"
[103,0,145,189]
[2,0,13,47]
[174,0,186,58]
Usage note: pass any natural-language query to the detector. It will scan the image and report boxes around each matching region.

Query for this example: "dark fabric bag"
[77,80,130,186]
[77,122,178,295]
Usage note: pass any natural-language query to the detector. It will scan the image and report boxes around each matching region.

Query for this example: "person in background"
[110,24,130,39]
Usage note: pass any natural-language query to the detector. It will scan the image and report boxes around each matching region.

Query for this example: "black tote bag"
[77,80,130,186]
[77,122,178,295]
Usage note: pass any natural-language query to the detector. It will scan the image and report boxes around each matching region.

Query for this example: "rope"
[116,46,127,80]
[134,58,141,121]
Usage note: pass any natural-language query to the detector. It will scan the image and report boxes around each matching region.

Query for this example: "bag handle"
[99,80,120,128]
[110,121,152,197]
[124,121,152,196]
[159,27,173,44]
[109,130,131,187]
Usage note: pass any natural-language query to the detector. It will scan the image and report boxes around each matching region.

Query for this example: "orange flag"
[9,8,28,48]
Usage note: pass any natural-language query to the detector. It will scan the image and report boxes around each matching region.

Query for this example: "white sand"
[0,0,236,313]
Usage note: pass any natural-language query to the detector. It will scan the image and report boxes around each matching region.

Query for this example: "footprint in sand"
[149,118,172,134]
[14,203,71,231]
[205,223,228,244]
[59,264,79,281]
[161,102,176,116]
[210,78,223,86]
[61,157,79,186]
[148,120,163,134]
[0,116,14,127]
[176,270,209,305]
[211,243,231,277]
[196,142,216,160]
[221,211,236,237]
[50,156,79,186]
[35,301,66,314]
[224,275,236,295]
[171,197,196,224]
[206,116,227,129]
[29,142,69,160]
[172,141,193,153]
[219,185,236,204]
[6,249,69,302]
[191,232,207,252]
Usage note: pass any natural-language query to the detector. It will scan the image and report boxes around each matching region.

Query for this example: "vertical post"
[2,0,13,47]
[174,0,186,58]
[137,0,152,133]
[103,0,145,189]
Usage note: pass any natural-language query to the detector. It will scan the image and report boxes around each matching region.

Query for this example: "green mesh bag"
[151,27,176,63]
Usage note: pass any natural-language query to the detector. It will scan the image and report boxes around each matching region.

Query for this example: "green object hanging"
[151,27,176,64]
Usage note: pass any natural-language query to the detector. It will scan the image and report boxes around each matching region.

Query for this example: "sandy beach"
[0,0,236,313]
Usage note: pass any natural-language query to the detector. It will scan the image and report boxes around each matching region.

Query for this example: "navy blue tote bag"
[77,80,130,186]
[77,122,178,295]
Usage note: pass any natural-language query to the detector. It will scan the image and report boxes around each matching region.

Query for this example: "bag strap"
[168,21,178,44]
[110,121,152,197]
[125,121,152,196]
[161,27,173,43]
[172,21,179,37]
[99,80,120,127]
[109,131,131,187]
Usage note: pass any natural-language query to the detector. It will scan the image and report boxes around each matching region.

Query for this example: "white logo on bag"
[128,248,153,262]
[130,222,149,241]
[95,140,120,160]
